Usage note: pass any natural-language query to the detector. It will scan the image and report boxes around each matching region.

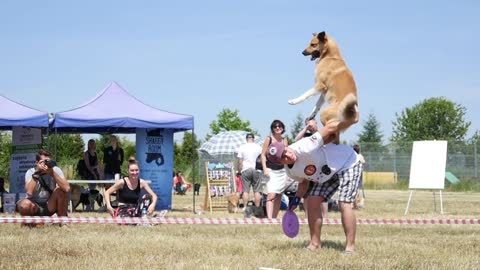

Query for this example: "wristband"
[311,133,324,146]
[288,196,301,210]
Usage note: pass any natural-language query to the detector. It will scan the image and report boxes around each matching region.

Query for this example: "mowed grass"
[1,189,479,270]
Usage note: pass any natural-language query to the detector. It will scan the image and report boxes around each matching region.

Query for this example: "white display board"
[10,127,42,193]
[408,140,448,190]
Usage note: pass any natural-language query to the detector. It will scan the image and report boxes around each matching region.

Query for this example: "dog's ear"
[317,32,326,42]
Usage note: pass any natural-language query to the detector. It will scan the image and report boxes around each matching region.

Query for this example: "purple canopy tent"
[50,82,195,211]
[51,81,193,133]
[0,95,49,193]
[0,95,49,130]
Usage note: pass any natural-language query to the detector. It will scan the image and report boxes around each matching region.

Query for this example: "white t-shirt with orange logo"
[286,134,359,184]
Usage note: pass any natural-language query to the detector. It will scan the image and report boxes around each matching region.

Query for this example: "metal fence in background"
[197,141,480,183]
[358,141,479,181]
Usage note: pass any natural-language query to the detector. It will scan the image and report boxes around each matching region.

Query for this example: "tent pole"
[54,128,57,160]
[192,128,196,214]
[45,128,50,149]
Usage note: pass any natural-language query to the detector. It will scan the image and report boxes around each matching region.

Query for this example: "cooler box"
[3,193,16,204]
[3,203,16,213]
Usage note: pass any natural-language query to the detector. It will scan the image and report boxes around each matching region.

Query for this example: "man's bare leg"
[242,192,250,208]
[339,202,356,252]
[321,202,328,219]
[306,196,325,250]
[253,192,262,207]
[48,187,69,216]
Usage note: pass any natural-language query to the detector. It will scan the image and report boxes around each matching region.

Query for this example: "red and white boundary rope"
[0,216,479,225]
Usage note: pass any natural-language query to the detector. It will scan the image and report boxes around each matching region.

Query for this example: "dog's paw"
[288,99,299,105]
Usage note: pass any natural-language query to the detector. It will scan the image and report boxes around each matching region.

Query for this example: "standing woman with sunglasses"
[261,119,288,219]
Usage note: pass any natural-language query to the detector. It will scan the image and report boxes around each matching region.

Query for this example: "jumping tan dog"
[288,32,358,135]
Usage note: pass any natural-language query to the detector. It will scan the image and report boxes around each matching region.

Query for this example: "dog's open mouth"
[311,50,320,61]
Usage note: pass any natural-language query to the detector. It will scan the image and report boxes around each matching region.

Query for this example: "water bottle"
[140,207,151,227]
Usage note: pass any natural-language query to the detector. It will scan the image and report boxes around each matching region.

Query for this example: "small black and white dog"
[243,200,266,218]
[70,184,103,211]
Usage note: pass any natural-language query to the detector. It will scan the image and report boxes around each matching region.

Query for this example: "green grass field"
[1,189,479,270]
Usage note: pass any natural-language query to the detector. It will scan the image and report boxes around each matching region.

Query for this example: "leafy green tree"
[118,136,135,161]
[174,132,201,180]
[177,132,200,168]
[43,134,84,163]
[357,113,384,152]
[0,132,12,180]
[288,113,305,143]
[173,141,182,169]
[119,137,135,175]
[391,97,470,142]
[207,108,257,140]
[467,130,480,145]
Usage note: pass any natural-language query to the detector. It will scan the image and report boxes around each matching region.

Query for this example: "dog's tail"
[339,93,358,124]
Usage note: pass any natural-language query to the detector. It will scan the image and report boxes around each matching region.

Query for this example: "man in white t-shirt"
[237,133,262,209]
[17,149,71,217]
[267,120,362,255]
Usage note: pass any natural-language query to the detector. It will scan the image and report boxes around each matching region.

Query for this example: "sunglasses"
[273,125,283,129]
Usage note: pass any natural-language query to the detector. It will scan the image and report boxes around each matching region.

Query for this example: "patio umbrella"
[199,130,263,156]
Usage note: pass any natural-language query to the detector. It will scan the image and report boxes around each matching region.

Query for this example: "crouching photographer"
[17,149,70,217]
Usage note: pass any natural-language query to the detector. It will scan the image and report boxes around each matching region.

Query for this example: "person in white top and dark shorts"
[237,133,262,209]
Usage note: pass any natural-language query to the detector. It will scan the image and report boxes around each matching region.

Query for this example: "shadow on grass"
[273,240,344,252]
[321,240,345,251]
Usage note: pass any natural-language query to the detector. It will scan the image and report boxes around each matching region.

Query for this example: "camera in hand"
[32,173,41,180]
[43,160,57,168]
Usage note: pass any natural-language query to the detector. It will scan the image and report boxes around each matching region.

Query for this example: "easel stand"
[404,189,444,215]
[405,140,448,216]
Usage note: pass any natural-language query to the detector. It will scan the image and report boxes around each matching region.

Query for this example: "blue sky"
[1,1,479,144]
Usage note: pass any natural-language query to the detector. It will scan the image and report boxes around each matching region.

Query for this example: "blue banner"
[135,128,173,210]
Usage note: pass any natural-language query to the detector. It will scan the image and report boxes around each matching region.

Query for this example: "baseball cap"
[246,133,254,139]
[267,142,286,164]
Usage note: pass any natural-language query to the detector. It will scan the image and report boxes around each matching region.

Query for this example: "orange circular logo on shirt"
[304,165,316,176]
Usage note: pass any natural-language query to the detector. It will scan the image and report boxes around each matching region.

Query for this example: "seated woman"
[104,159,158,217]
[173,171,191,195]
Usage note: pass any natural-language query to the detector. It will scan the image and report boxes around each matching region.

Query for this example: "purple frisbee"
[282,210,299,238]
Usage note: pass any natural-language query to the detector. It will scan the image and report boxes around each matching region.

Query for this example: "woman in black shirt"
[104,159,158,217]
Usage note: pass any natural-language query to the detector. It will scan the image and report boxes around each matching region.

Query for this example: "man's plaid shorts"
[308,162,363,203]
